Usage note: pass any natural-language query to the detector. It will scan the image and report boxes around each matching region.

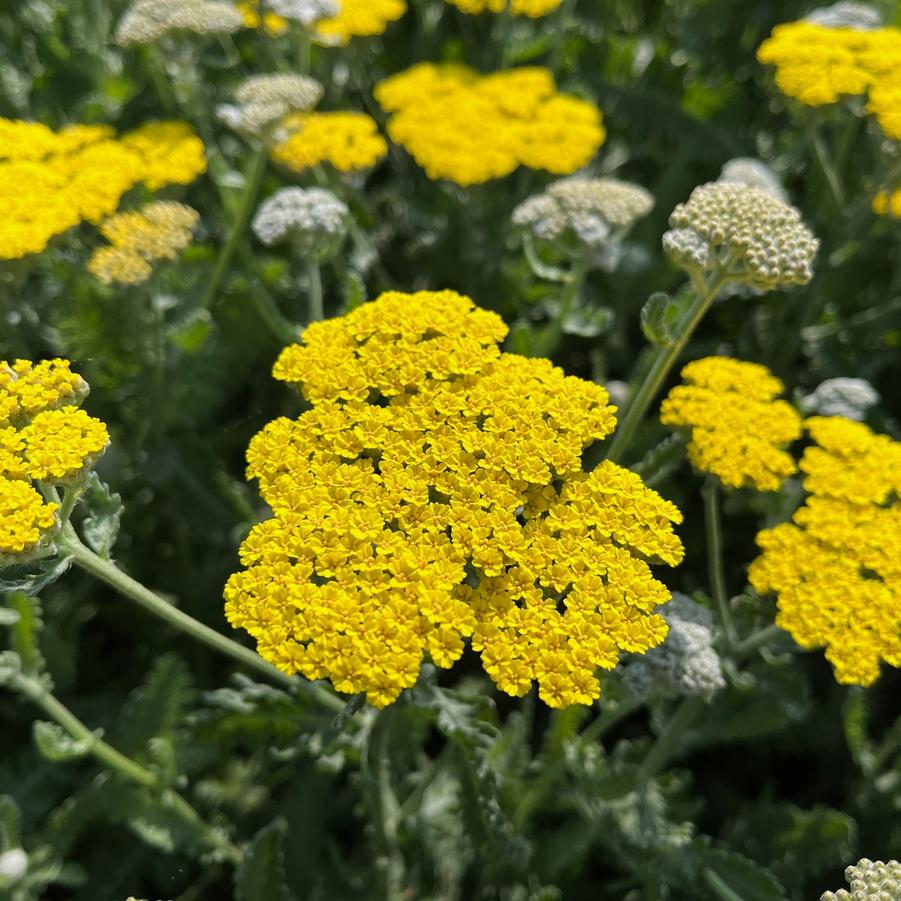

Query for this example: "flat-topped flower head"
[0,479,58,561]
[801,377,880,421]
[225,290,684,709]
[806,2,882,30]
[251,187,349,262]
[266,0,339,25]
[315,0,407,44]
[272,112,388,174]
[661,357,802,491]
[445,0,562,15]
[0,360,88,426]
[375,65,605,186]
[219,74,324,135]
[821,858,901,901]
[115,0,244,45]
[622,594,726,702]
[749,418,901,687]
[513,176,653,261]
[663,182,819,289]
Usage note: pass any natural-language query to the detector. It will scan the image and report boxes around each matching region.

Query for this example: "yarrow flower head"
[315,0,407,44]
[0,360,108,561]
[749,417,901,686]
[114,0,244,45]
[445,0,562,15]
[800,377,880,421]
[621,594,726,702]
[218,74,324,136]
[251,187,349,262]
[660,357,803,492]
[271,112,388,174]
[88,201,199,286]
[224,290,684,709]
[512,175,653,265]
[821,858,901,901]
[718,157,787,202]
[663,182,819,290]
[375,65,605,186]
[265,0,339,25]
[0,118,205,260]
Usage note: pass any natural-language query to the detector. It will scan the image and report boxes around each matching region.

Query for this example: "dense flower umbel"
[272,112,387,173]
[821,858,901,901]
[225,290,683,708]
[316,0,407,44]
[445,0,562,15]
[660,357,802,491]
[757,14,901,140]
[0,360,108,559]
[88,201,199,286]
[663,182,819,290]
[0,119,205,260]
[801,377,880,421]
[375,65,605,186]
[251,187,349,261]
[218,74,324,135]
[749,417,901,686]
[114,0,244,45]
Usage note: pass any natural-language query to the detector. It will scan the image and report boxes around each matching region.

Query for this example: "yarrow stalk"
[225,290,684,709]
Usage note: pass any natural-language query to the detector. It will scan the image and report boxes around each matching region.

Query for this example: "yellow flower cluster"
[0,360,108,559]
[225,290,683,709]
[660,357,802,491]
[374,65,605,186]
[750,417,901,687]
[757,19,901,139]
[317,0,407,44]
[0,119,205,260]
[237,0,289,35]
[445,0,562,15]
[88,201,200,286]
[872,188,901,217]
[272,112,388,173]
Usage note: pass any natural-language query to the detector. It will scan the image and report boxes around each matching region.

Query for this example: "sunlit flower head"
[251,187,349,262]
[114,0,244,45]
[272,112,388,174]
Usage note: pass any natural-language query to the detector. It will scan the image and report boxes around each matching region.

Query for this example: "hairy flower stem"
[56,527,344,712]
[306,262,324,322]
[731,623,783,662]
[13,672,241,864]
[637,696,705,781]
[200,142,269,312]
[701,479,736,649]
[605,268,728,464]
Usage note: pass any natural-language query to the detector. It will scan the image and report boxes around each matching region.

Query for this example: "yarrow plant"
[801,377,881,421]
[375,65,605,185]
[114,0,244,45]
[271,112,388,174]
[224,290,684,709]
[661,357,802,492]
[750,417,901,686]
[217,74,324,137]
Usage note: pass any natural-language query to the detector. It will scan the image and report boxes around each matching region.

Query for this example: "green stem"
[731,623,784,663]
[56,527,344,713]
[14,673,241,864]
[306,262,324,322]
[703,868,746,901]
[637,697,704,781]
[605,268,727,464]
[200,142,269,311]
[534,257,588,357]
[701,479,736,649]
[812,119,846,209]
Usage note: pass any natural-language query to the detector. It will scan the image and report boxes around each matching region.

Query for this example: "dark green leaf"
[235,820,294,901]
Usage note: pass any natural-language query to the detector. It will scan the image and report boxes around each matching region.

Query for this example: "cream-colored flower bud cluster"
[801,378,880,421]
[266,0,339,24]
[805,2,882,30]
[663,182,819,290]
[252,187,349,261]
[218,74,324,135]
[512,176,653,252]
[821,859,901,900]
[115,0,244,46]
[622,593,726,702]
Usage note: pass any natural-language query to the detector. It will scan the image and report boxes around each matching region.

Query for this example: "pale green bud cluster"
[622,594,726,702]
[252,187,349,261]
[663,182,819,290]
[821,859,901,901]
[801,378,880,421]
[805,2,882,30]
[512,176,654,255]
[114,0,244,46]
[218,74,324,134]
